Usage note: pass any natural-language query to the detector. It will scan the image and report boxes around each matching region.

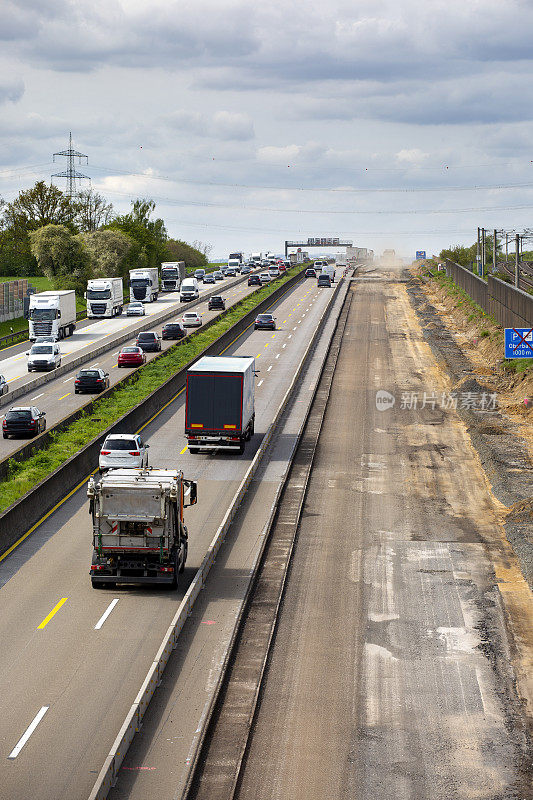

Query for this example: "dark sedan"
[136,331,162,352]
[3,406,46,439]
[208,295,226,310]
[248,275,261,286]
[254,313,276,330]
[0,374,8,396]
[305,268,316,278]
[118,346,146,367]
[162,322,186,340]
[203,273,216,284]
[74,368,110,394]
[226,268,237,277]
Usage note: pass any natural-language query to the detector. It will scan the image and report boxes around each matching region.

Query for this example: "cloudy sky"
[2,0,533,259]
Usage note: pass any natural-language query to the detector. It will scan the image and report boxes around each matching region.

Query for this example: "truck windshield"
[30,308,56,320]
[161,268,178,277]
[131,279,150,287]
[87,289,111,299]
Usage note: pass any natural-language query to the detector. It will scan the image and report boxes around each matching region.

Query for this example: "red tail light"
[91,564,104,571]
[2,420,6,428]
[74,379,80,384]
[129,450,140,456]
[100,450,110,455]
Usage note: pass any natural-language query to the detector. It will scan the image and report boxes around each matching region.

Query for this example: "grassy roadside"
[424,267,533,376]
[0,276,87,343]
[0,264,306,512]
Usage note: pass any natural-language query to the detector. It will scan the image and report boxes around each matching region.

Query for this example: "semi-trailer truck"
[161,261,186,291]
[28,290,76,341]
[185,356,255,455]
[251,252,262,266]
[228,252,244,264]
[88,468,197,588]
[129,267,159,302]
[86,277,124,318]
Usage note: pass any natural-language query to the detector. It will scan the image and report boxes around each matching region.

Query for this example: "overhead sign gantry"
[285,237,353,257]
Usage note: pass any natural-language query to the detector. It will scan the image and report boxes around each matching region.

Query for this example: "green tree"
[165,238,208,270]
[4,181,76,231]
[107,199,167,270]
[81,229,133,279]
[75,188,114,232]
[29,224,91,295]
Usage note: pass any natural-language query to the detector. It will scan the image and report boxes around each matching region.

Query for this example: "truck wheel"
[237,440,245,455]
[69,324,75,336]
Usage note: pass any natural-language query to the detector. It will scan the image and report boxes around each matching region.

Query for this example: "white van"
[180,277,200,302]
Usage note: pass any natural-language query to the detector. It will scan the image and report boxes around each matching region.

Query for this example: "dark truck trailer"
[185,356,255,455]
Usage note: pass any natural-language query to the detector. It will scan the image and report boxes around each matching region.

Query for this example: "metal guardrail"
[0,308,88,350]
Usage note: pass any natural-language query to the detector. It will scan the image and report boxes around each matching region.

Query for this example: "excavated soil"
[407,269,533,588]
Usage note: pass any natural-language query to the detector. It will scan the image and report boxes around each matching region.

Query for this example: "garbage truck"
[88,468,197,588]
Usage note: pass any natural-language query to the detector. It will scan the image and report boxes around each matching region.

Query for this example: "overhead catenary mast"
[51,132,90,198]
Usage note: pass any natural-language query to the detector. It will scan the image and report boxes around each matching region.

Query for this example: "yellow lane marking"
[282,320,287,324]
[38,597,67,629]
[264,343,268,348]
[59,393,71,400]
[256,353,261,358]
[271,333,276,338]
[180,445,188,454]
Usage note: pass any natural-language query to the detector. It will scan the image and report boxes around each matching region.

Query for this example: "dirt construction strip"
[192,267,533,800]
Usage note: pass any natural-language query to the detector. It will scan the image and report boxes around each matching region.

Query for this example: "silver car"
[99,434,149,472]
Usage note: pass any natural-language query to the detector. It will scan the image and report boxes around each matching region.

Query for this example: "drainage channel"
[185,283,353,800]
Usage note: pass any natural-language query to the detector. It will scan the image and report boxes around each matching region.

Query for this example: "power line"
[89,163,533,194]
[89,182,533,216]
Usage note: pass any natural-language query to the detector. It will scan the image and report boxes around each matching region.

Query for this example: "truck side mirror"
[184,480,197,507]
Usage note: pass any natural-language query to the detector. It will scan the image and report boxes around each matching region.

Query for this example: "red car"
[117,346,146,367]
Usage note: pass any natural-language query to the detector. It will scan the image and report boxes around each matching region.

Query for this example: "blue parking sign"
[416,251,426,260]
[505,328,533,358]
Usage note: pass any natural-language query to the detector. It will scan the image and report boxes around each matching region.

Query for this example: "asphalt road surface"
[0,275,259,460]
[0,270,250,405]
[235,268,533,800]
[0,274,334,800]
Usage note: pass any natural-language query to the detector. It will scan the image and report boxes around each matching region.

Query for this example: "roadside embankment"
[409,265,533,589]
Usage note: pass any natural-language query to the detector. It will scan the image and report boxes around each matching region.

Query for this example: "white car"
[127,302,145,316]
[259,272,271,284]
[26,343,61,372]
[99,434,149,472]
[182,311,202,327]
[268,267,280,278]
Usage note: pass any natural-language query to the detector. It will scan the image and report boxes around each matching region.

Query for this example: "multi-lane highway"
[0,272,257,460]
[207,266,533,800]
[0,270,251,395]
[0,272,335,800]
